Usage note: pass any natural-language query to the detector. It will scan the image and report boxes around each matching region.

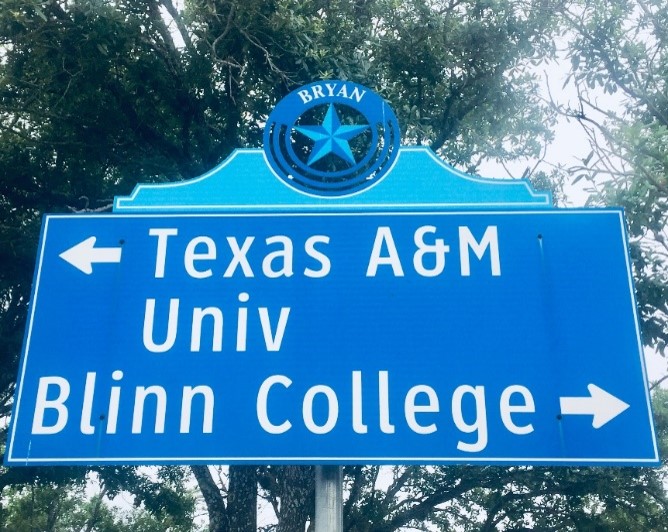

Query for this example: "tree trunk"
[227,466,257,532]
[45,496,59,532]
[276,466,314,532]
[84,488,108,532]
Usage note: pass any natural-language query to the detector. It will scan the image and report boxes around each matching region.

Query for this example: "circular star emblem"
[294,104,369,166]
[264,80,400,197]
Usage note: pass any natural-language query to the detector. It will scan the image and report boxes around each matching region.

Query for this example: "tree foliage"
[1,474,200,531]
[1,0,667,530]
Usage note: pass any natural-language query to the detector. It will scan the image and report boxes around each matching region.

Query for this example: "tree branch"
[191,466,228,532]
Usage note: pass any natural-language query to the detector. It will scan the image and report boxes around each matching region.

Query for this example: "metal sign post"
[315,466,343,532]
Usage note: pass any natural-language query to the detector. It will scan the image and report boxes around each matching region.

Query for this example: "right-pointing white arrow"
[560,384,630,429]
[59,236,122,275]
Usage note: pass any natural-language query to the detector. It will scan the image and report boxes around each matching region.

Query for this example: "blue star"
[294,104,369,166]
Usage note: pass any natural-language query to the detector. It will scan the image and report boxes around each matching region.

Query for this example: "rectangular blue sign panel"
[5,210,659,465]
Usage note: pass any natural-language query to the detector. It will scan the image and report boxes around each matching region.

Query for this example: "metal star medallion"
[293,104,369,166]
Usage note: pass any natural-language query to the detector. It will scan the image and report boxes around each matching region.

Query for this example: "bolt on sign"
[5,81,659,466]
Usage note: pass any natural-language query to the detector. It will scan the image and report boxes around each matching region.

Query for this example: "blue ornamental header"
[113,80,551,212]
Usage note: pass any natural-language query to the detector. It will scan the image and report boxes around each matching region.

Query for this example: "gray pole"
[314,465,343,532]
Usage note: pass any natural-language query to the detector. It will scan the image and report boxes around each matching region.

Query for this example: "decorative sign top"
[113,148,552,213]
[113,81,551,213]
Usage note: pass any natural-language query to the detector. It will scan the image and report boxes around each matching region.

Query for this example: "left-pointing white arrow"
[559,384,630,429]
[59,236,122,275]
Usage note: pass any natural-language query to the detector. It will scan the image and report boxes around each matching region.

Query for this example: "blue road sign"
[5,209,659,466]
